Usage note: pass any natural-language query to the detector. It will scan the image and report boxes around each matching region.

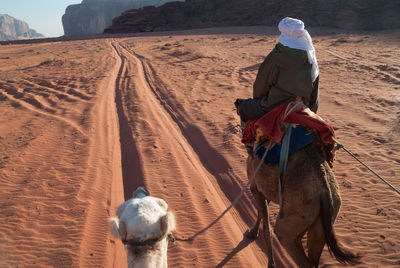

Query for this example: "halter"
[122,233,175,255]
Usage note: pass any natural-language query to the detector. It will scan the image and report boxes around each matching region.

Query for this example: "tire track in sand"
[120,43,257,227]
[111,43,146,201]
[111,41,266,267]
[76,41,126,268]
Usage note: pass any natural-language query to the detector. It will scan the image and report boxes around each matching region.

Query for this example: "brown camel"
[245,139,361,268]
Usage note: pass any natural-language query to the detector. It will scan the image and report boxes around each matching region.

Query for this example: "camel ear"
[160,211,176,236]
[109,218,127,239]
[167,211,176,232]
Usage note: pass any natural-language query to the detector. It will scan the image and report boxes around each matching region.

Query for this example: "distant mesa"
[62,0,184,37]
[104,2,187,34]
[0,14,44,41]
[104,0,400,34]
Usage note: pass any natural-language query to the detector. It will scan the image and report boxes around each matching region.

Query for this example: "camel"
[245,138,361,267]
[110,187,176,268]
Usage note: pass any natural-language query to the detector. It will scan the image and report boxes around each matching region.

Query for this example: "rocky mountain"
[0,14,44,41]
[104,0,400,34]
[62,0,184,36]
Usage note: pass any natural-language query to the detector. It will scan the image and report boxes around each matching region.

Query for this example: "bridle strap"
[122,233,174,248]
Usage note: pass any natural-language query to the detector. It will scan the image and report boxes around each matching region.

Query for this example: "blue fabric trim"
[255,125,315,165]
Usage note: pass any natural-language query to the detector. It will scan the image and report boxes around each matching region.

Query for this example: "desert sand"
[0,26,399,267]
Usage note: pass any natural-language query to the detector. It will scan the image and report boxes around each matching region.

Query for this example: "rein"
[334,139,400,195]
[175,140,273,242]
[176,101,306,242]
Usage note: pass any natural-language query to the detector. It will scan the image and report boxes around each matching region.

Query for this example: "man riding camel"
[237,17,320,122]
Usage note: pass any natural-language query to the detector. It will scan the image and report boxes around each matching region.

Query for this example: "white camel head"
[110,187,176,268]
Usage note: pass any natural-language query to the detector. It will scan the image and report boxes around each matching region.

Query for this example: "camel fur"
[245,140,361,268]
[110,187,175,268]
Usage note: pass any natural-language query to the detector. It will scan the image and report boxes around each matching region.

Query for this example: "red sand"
[0,26,399,267]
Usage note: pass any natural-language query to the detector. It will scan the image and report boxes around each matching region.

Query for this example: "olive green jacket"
[253,43,319,113]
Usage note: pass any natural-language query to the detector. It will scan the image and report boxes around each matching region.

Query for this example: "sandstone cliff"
[62,0,184,36]
[0,14,44,41]
[104,0,400,34]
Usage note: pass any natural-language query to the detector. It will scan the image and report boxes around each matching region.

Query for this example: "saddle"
[254,125,315,165]
[241,102,336,166]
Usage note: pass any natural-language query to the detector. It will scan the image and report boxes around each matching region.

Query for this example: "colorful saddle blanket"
[255,125,315,165]
[242,102,336,164]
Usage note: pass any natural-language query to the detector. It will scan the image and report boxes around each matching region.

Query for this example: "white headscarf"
[277,17,319,82]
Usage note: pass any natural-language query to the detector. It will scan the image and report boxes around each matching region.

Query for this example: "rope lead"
[334,139,400,195]
[175,141,274,242]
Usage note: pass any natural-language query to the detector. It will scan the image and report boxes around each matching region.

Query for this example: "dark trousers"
[238,98,266,122]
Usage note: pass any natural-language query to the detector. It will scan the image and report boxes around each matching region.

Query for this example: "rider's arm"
[309,76,319,113]
[253,52,277,99]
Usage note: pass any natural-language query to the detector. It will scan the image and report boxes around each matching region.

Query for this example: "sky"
[0,0,82,37]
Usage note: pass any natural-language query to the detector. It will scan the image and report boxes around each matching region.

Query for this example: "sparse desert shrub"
[169,47,206,60]
[189,51,206,60]
[170,48,190,57]
[92,47,104,54]
[158,43,172,50]
[36,51,41,54]
[40,58,53,65]
[72,60,81,65]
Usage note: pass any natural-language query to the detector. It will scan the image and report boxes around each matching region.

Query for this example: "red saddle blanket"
[242,103,336,163]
